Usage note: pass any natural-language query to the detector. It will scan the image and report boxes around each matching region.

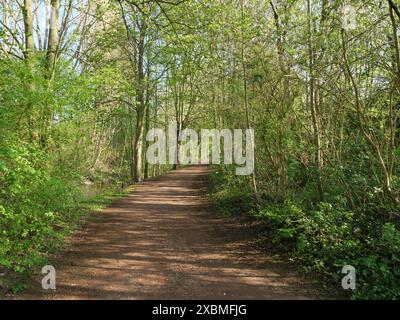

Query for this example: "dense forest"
[0,0,400,299]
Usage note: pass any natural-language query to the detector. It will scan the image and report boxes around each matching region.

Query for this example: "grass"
[80,186,134,212]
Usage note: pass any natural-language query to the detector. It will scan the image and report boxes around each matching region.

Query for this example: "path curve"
[21,166,328,299]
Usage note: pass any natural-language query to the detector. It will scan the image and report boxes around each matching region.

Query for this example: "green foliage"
[209,167,400,300]
[0,141,80,273]
[352,224,400,299]
[208,166,257,216]
[2,0,400,300]
[0,18,136,281]
[0,140,132,280]
[10,282,28,295]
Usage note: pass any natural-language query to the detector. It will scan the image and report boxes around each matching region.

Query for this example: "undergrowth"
[208,165,400,300]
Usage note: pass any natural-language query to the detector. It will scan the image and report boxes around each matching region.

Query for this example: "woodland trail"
[18,166,330,300]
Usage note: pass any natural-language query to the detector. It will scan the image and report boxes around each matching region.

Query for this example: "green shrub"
[208,166,257,215]
[209,166,400,300]
[351,224,400,299]
[258,203,400,299]
[0,142,80,273]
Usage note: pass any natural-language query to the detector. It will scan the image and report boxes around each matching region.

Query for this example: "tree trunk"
[240,0,260,204]
[23,0,37,143]
[1,0,9,56]
[23,0,35,69]
[133,18,147,182]
[307,0,324,202]
[45,0,60,81]
[144,95,151,179]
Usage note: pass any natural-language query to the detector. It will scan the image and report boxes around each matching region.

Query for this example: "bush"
[0,141,80,273]
[209,166,400,299]
[208,165,257,215]
[351,224,400,299]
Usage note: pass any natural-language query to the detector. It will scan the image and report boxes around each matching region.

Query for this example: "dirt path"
[18,166,330,299]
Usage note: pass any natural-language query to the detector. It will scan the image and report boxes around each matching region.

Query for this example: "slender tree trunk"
[307,0,324,202]
[34,6,42,51]
[128,104,135,181]
[23,0,35,69]
[44,0,50,48]
[1,0,9,56]
[133,18,147,182]
[389,0,400,90]
[39,0,60,147]
[270,0,290,202]
[153,87,159,176]
[144,96,151,179]
[45,0,60,81]
[23,0,37,143]
[240,0,260,204]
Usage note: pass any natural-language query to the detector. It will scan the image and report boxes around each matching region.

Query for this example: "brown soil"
[10,165,334,300]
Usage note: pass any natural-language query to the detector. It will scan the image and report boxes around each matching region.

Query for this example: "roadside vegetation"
[209,166,400,300]
[1,0,400,299]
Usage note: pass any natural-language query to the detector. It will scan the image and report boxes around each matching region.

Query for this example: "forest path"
[21,165,328,299]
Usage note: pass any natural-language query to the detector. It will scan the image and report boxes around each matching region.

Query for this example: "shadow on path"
[16,166,332,300]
